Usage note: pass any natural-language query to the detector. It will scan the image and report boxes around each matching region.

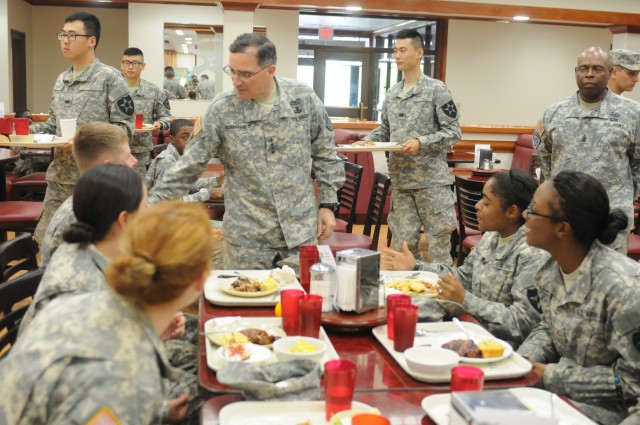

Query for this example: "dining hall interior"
[1,0,640,424]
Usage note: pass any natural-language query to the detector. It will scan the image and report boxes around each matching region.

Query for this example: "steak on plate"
[240,328,279,345]
[442,338,482,358]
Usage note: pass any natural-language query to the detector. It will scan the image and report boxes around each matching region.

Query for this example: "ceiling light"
[185,37,192,41]
[176,30,184,35]
[186,41,192,44]
[513,15,529,21]
[345,6,361,11]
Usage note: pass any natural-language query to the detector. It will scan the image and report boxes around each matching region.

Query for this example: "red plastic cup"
[393,304,418,352]
[14,118,29,135]
[451,365,485,392]
[135,113,143,129]
[386,294,411,340]
[352,414,391,425]
[281,289,304,336]
[299,245,319,294]
[0,118,14,135]
[324,359,357,420]
[299,294,323,338]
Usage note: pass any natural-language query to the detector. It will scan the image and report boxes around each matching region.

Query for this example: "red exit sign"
[319,27,334,40]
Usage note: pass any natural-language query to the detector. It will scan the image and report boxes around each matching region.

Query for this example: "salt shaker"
[309,262,336,312]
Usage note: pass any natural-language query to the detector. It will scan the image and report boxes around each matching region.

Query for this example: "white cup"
[59,118,77,140]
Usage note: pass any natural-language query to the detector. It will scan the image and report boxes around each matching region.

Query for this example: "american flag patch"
[86,407,120,425]
[193,116,202,136]
[534,119,545,136]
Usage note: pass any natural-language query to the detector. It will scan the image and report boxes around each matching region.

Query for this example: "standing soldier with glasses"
[32,12,134,244]
[120,47,172,175]
[533,46,640,254]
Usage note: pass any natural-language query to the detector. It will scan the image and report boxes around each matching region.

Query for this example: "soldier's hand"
[399,138,420,155]
[167,394,189,424]
[437,272,465,304]
[381,241,416,271]
[352,139,367,146]
[317,208,336,240]
[216,171,225,186]
[531,362,547,388]
[161,312,186,341]
[152,121,161,130]
[57,141,74,152]
[208,187,224,200]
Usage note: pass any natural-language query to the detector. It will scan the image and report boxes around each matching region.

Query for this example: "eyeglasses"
[122,61,144,68]
[222,65,269,80]
[57,32,92,42]
[525,202,565,222]
[575,65,607,75]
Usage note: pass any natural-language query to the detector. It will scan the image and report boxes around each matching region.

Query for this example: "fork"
[452,317,473,339]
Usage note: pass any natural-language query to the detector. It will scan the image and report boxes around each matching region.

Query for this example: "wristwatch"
[318,203,338,211]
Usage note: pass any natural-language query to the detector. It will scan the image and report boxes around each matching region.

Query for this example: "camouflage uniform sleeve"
[417,84,461,152]
[533,115,551,181]
[629,117,640,198]
[190,176,220,191]
[148,115,213,204]
[417,253,474,290]
[517,304,559,363]
[365,96,391,143]
[108,74,135,142]
[144,157,162,190]
[542,290,640,407]
[181,188,210,203]
[154,90,173,130]
[31,88,58,135]
[310,94,345,204]
[462,248,542,347]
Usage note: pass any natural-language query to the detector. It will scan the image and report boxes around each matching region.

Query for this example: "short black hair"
[65,12,100,49]
[489,169,538,225]
[123,47,144,59]
[201,74,209,79]
[14,109,31,119]
[170,119,193,137]
[550,171,628,246]
[230,33,277,67]
[164,66,174,72]
[396,29,424,51]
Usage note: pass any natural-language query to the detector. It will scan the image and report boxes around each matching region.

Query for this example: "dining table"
[197,276,542,424]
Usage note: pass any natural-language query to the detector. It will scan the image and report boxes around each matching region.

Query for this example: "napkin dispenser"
[334,248,380,314]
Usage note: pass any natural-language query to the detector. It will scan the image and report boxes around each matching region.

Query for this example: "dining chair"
[0,233,39,283]
[0,201,43,243]
[0,268,45,358]
[454,175,485,266]
[334,161,364,233]
[320,172,391,255]
[7,172,47,201]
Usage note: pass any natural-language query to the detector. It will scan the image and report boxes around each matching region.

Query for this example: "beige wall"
[442,0,639,13]
[31,6,128,113]
[8,0,32,111]
[446,20,612,126]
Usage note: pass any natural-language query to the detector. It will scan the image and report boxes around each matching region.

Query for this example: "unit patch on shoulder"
[441,100,458,118]
[86,407,121,425]
[116,95,135,116]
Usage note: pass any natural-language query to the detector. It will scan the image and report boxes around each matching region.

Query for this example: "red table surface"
[198,296,538,394]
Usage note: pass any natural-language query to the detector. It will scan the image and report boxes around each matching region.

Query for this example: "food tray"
[371,321,532,383]
[205,317,339,371]
[1,134,70,148]
[336,142,402,152]
[204,270,304,306]
[421,388,597,425]
[219,400,375,425]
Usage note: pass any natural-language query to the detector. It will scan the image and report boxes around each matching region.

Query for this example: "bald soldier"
[533,47,640,253]
[608,49,640,96]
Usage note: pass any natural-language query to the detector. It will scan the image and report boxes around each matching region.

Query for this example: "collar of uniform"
[484,225,527,261]
[396,73,428,99]
[568,89,614,119]
[63,58,101,83]
[240,77,296,122]
[554,242,596,306]
[86,243,110,275]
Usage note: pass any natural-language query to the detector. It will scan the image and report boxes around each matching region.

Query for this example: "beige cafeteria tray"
[204,270,304,307]
[205,316,339,371]
[371,321,532,383]
[336,142,402,152]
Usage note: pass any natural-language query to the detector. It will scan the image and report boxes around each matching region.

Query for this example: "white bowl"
[404,346,460,375]
[272,336,327,363]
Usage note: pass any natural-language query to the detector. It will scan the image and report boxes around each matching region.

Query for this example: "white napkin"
[335,263,357,311]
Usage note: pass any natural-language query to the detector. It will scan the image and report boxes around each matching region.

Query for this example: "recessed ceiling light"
[176,30,184,35]
[345,6,362,11]
[513,15,530,21]
[185,37,192,41]
[186,41,192,44]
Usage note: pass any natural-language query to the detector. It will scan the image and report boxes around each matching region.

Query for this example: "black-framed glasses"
[122,61,143,68]
[57,32,92,42]
[222,65,269,80]
[525,202,565,222]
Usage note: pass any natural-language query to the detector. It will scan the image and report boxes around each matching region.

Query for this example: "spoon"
[452,317,473,339]
[405,272,421,279]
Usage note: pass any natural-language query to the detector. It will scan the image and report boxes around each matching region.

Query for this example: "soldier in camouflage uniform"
[518,171,640,425]
[146,118,224,203]
[533,46,640,253]
[195,74,216,100]
[39,122,137,266]
[382,170,543,348]
[31,12,135,244]
[362,29,460,265]
[120,47,172,175]
[608,49,640,96]
[0,201,214,425]
[150,33,344,269]
[164,66,186,99]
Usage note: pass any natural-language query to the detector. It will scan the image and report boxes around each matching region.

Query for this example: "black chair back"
[0,233,39,283]
[454,175,485,264]
[363,172,391,250]
[336,162,364,233]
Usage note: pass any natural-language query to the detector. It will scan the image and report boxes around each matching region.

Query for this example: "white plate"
[204,270,304,307]
[371,321,532,383]
[215,343,272,364]
[437,333,513,364]
[205,317,339,372]
[219,401,375,425]
[2,134,70,148]
[206,320,286,348]
[421,388,598,425]
[218,278,278,298]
